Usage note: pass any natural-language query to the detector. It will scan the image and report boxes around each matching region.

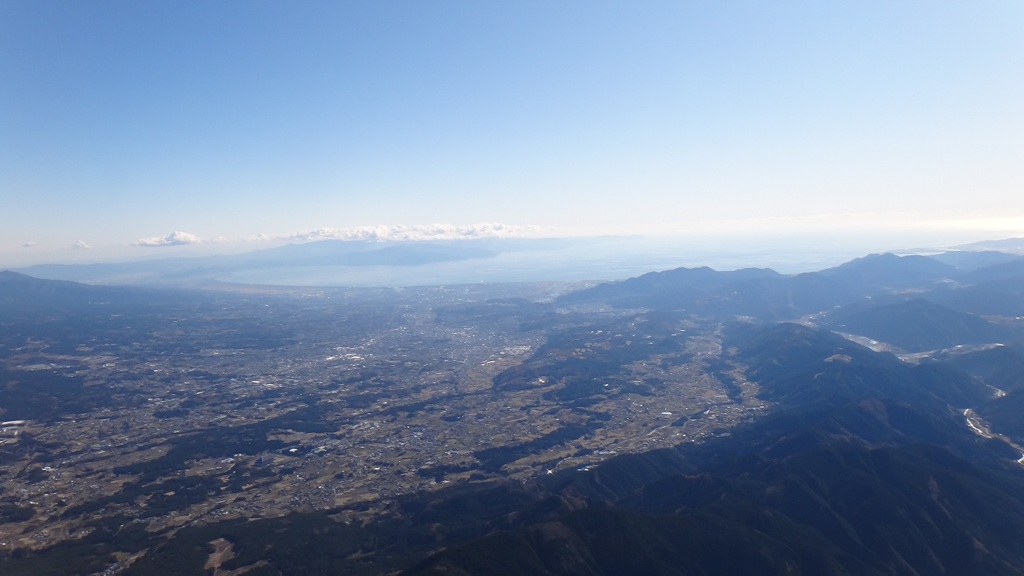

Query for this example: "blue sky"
[2,1,1023,266]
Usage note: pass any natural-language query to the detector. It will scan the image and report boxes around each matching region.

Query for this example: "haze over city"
[3,1,1023,268]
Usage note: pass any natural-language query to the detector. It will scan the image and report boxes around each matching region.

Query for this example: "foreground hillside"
[405,323,1024,575]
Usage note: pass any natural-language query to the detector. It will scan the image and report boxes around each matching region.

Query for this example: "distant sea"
[219,236,877,288]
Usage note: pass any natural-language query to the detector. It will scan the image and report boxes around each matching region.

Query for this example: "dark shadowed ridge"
[816,253,957,291]
[401,318,1024,576]
[725,322,991,410]
[979,389,1024,445]
[936,344,1024,393]
[826,298,1013,352]
[557,253,964,320]
[556,265,828,320]
[407,395,1024,575]
[0,271,124,310]
[926,259,1024,317]
[960,258,1024,284]
[556,266,780,304]
[0,270,206,313]
[928,250,1023,271]
[397,303,1024,575]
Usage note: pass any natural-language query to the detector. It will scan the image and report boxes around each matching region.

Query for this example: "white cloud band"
[133,231,202,247]
[255,223,549,243]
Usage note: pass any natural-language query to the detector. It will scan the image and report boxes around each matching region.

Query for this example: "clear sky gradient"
[2,1,1023,266]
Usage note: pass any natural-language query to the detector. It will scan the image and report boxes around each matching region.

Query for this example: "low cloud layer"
[257,223,548,243]
[125,224,549,252]
[133,231,202,247]
[71,240,91,250]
